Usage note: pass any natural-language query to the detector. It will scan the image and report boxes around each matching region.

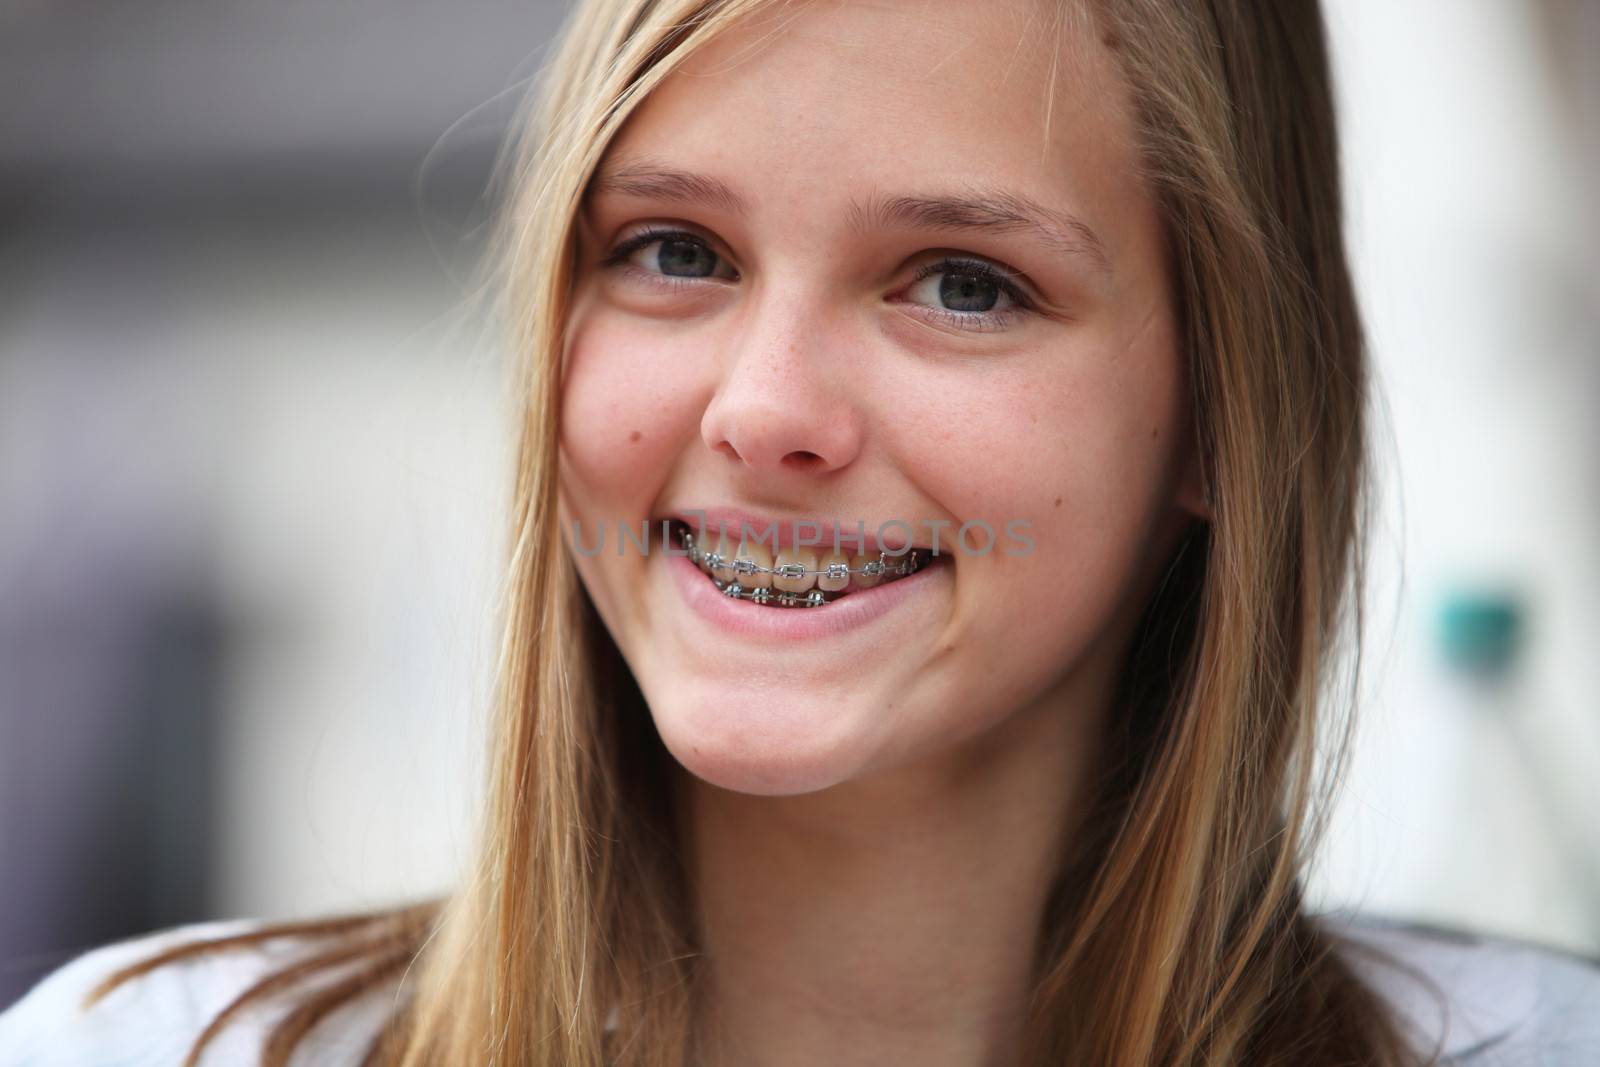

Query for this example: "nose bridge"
[700,274,863,474]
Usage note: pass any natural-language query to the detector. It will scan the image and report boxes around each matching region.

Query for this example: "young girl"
[4,1,1597,1064]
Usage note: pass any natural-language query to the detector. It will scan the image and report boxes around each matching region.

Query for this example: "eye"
[601,227,739,287]
[899,256,1034,333]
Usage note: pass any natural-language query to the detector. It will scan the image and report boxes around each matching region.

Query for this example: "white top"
[0,918,399,1067]
[2,911,1597,1065]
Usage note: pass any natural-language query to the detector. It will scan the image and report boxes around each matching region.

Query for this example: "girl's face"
[560,0,1207,796]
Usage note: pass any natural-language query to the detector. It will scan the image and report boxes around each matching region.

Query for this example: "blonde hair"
[86,1,1444,1063]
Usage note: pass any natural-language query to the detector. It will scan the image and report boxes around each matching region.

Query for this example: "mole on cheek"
[1055,497,1063,508]
[628,430,642,444]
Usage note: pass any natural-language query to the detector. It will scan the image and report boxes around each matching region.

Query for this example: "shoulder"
[1319,909,1600,1065]
[0,918,394,1067]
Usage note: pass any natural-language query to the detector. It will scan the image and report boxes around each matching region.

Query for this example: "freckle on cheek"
[629,430,642,444]
[1054,497,1063,508]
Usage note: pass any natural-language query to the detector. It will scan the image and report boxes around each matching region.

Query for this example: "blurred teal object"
[1437,589,1525,677]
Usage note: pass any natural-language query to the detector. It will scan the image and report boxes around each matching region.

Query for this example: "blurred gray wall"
[0,0,567,1008]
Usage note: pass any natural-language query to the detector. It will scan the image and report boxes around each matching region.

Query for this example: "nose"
[699,295,864,476]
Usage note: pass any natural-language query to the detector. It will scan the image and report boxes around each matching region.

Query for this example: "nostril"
[782,450,824,469]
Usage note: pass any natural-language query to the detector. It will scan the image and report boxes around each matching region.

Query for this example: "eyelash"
[599,226,717,291]
[599,227,1036,332]
[902,258,1033,333]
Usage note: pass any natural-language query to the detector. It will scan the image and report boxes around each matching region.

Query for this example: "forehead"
[600,0,1147,259]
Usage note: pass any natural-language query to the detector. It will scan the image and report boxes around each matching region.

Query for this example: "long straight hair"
[85,1,1443,1063]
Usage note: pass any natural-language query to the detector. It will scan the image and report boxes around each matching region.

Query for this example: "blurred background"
[1,0,1597,1010]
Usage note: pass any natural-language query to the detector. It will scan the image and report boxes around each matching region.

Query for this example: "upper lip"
[666,506,932,553]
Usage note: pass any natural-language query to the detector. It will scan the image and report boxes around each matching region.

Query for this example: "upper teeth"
[688,537,920,581]
[680,527,923,606]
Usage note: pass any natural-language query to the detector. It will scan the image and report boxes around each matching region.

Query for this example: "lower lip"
[665,550,943,641]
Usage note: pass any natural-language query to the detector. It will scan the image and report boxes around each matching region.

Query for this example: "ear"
[1175,446,1211,522]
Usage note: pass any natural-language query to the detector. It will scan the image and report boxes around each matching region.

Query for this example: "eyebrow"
[588,158,1112,276]
[589,158,750,216]
[848,189,1110,275]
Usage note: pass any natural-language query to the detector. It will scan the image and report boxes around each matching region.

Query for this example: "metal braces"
[679,531,925,608]
[714,580,831,608]
[682,533,923,580]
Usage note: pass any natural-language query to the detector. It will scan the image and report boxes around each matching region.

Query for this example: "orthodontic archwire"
[681,531,924,608]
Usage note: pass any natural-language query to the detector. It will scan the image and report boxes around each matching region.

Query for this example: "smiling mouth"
[668,519,936,608]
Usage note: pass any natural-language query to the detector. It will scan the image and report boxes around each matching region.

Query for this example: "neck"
[677,683,1109,1067]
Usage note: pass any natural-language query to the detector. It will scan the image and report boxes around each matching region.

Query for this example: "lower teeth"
[714,582,829,608]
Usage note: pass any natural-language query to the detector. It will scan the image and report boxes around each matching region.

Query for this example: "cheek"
[891,328,1186,676]
[559,306,703,513]
[895,344,1185,546]
[1027,367,1183,565]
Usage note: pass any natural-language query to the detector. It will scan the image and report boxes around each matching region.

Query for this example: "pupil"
[658,237,716,277]
[939,271,999,312]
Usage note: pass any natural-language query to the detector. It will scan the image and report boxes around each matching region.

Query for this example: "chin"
[648,682,868,797]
